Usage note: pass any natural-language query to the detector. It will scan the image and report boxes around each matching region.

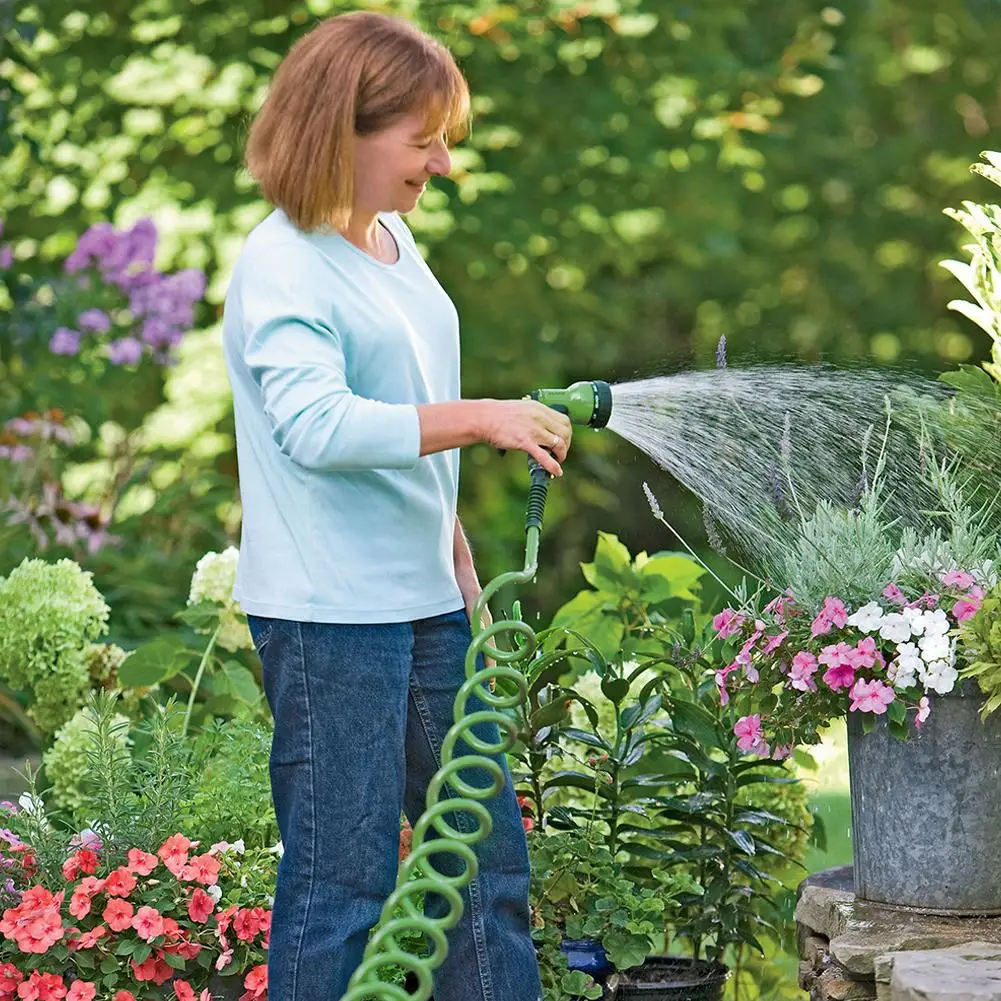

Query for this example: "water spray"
[339,380,612,1001]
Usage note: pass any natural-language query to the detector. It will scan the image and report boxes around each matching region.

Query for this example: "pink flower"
[764,591,796,621]
[113,993,137,1001]
[761,630,789,655]
[14,971,67,1000]
[180,854,219,886]
[126,849,158,876]
[819,642,857,691]
[941,569,975,589]
[771,744,794,761]
[104,867,136,898]
[953,587,984,623]
[882,583,906,605]
[132,905,165,942]
[810,596,848,638]
[734,714,766,753]
[240,964,267,1000]
[102,898,134,932]
[712,607,745,639]
[187,888,214,925]
[849,678,895,714]
[848,636,878,670]
[788,651,819,692]
[158,834,194,876]
[66,983,97,1001]
[916,696,931,729]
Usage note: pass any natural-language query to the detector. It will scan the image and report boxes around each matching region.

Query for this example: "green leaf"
[175,600,222,629]
[100,956,119,974]
[580,531,633,590]
[664,697,720,748]
[163,950,187,970]
[601,676,630,704]
[562,727,610,750]
[220,660,261,704]
[531,699,571,729]
[118,635,187,687]
[641,553,706,600]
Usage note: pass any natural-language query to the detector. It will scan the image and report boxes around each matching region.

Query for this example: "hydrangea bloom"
[187,548,253,653]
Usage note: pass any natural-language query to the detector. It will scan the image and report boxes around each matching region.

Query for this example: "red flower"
[233,907,269,943]
[103,867,137,898]
[132,905,165,942]
[179,854,219,887]
[157,835,194,876]
[113,993,136,1001]
[172,981,194,1001]
[126,849,157,877]
[14,971,66,1000]
[0,964,23,998]
[239,964,267,1001]
[102,899,134,933]
[66,983,96,1001]
[0,892,65,955]
[74,926,106,950]
[68,890,92,920]
[187,889,214,924]
[131,954,173,985]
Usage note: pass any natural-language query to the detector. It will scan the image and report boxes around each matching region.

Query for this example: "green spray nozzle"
[530,380,612,428]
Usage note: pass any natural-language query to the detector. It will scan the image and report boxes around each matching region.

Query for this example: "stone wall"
[797,866,1001,1000]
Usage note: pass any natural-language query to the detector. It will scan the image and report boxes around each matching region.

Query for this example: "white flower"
[848,602,885,633]
[207,884,223,904]
[921,609,951,637]
[232,838,246,855]
[269,839,285,858]
[901,606,926,636]
[187,547,254,653]
[17,792,44,817]
[879,613,912,644]
[889,642,923,689]
[888,660,917,689]
[266,894,275,907]
[924,662,958,695]
[919,632,951,663]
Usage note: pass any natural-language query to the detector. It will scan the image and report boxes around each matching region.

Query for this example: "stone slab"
[797,883,857,940]
[890,951,1001,1000]
[830,903,1001,977]
[876,943,1001,984]
[817,966,878,1000]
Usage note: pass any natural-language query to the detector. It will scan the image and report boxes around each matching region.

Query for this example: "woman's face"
[352,110,453,217]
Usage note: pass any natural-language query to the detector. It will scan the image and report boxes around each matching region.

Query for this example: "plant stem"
[182,624,221,736]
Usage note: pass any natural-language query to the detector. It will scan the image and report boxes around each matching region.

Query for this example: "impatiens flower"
[953,589,984,622]
[819,643,857,691]
[883,583,906,605]
[0,964,23,996]
[878,613,912,644]
[66,982,97,1001]
[158,834,194,876]
[788,651,819,692]
[771,744,794,761]
[734,714,765,753]
[132,905,165,942]
[916,696,931,729]
[810,596,848,638]
[104,866,137,898]
[712,607,745,639]
[69,889,93,919]
[922,608,951,637]
[849,678,895,714]
[187,888,214,925]
[919,631,951,662]
[14,971,67,1000]
[848,636,878,670]
[941,569,975,589]
[241,964,268,1000]
[847,601,884,634]
[74,925,106,949]
[714,661,740,705]
[126,849,158,876]
[113,993,137,1001]
[761,630,789,654]
[102,898,135,932]
[888,642,922,689]
[180,853,219,886]
[62,850,99,882]
[924,661,958,696]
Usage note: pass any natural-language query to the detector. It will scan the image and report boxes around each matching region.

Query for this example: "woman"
[222,11,571,1001]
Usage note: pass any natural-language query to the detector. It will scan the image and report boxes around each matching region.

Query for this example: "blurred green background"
[2,0,998,637]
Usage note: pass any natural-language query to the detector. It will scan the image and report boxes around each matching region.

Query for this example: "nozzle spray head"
[530,380,612,428]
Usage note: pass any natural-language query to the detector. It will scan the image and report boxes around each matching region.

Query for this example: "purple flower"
[77,308,111,333]
[0,246,12,270]
[49,327,82,356]
[0,445,33,463]
[108,336,143,366]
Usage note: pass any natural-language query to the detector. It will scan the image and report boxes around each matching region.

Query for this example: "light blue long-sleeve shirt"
[222,208,464,623]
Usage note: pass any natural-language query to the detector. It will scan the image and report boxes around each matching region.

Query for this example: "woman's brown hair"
[246,11,469,232]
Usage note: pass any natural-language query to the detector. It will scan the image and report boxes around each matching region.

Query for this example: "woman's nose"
[427,142,452,177]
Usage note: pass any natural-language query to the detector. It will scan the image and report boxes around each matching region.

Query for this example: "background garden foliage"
[3,0,1001,638]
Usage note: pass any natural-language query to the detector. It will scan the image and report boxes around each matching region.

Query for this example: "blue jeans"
[248,608,542,1001]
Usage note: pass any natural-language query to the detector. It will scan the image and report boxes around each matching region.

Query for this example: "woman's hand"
[476,400,572,477]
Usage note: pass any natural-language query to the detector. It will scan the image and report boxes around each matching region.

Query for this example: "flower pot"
[560,937,614,979]
[847,681,1001,914]
[608,956,729,1001]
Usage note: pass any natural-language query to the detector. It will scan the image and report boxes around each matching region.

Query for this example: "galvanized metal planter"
[847,681,1001,915]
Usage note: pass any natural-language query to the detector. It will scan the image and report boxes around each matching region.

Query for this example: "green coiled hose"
[340,457,553,1001]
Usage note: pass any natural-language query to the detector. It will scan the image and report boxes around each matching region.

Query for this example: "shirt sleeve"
[238,241,422,472]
